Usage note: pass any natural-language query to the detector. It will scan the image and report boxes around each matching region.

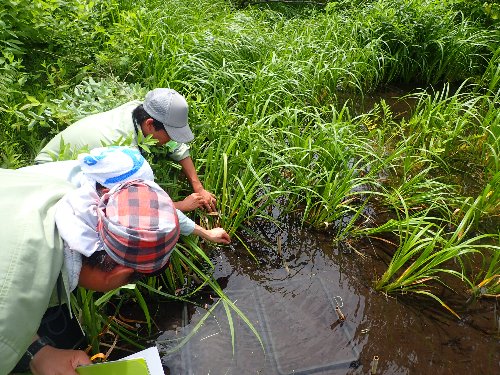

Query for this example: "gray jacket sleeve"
[176,209,196,235]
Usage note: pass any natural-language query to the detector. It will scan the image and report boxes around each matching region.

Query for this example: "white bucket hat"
[143,88,195,143]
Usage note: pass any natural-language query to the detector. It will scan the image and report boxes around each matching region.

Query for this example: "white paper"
[121,347,165,375]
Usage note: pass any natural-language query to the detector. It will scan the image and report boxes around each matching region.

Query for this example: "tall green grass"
[3,0,500,351]
[373,197,498,318]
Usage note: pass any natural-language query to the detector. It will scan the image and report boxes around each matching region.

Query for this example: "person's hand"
[174,193,206,212]
[30,345,91,375]
[197,188,217,212]
[202,228,231,244]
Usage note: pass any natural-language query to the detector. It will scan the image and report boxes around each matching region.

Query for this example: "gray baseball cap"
[143,88,194,143]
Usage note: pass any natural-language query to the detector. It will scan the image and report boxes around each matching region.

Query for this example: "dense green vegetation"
[2,0,499,354]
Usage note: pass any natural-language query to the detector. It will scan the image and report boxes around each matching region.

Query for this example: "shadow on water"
[135,211,499,375]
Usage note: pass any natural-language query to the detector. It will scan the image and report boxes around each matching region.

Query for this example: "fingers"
[178,191,217,212]
[203,196,217,212]
[175,194,205,212]
[196,189,217,212]
[72,351,92,367]
[220,232,231,244]
[210,228,231,244]
[30,347,91,375]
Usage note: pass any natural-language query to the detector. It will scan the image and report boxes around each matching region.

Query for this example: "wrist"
[14,336,54,372]
[192,182,204,193]
[31,343,54,364]
[193,224,209,239]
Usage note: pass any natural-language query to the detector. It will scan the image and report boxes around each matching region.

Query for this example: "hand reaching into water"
[192,225,231,244]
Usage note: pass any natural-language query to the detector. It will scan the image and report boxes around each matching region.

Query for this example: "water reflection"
[155,213,498,374]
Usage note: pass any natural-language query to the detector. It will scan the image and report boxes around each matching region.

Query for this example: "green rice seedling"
[176,247,263,353]
[218,149,284,236]
[375,197,497,318]
[380,152,460,218]
[156,296,258,357]
[147,235,220,298]
[71,288,102,353]
[194,125,286,237]
[137,232,262,351]
[156,298,222,356]
[71,285,153,354]
[154,242,264,355]
[350,212,442,240]
[400,83,485,160]
[238,106,382,233]
[457,170,500,223]
[72,274,213,355]
[470,247,500,298]
[299,159,374,230]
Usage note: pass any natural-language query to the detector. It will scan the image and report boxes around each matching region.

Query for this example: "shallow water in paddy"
[145,213,499,375]
[117,85,498,374]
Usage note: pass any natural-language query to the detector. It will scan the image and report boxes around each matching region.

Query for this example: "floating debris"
[335,305,346,321]
[370,355,379,374]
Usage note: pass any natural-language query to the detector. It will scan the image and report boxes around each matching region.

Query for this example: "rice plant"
[379,150,460,217]
[470,247,500,298]
[155,239,264,355]
[71,285,154,355]
[197,129,285,237]
[399,83,484,159]
[374,197,498,318]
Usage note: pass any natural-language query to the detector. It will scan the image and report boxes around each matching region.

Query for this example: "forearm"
[192,224,211,240]
[178,157,204,192]
[178,156,216,212]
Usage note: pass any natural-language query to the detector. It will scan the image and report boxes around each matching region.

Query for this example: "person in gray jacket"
[35,88,216,212]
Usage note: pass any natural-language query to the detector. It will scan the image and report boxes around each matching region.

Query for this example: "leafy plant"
[374,197,497,318]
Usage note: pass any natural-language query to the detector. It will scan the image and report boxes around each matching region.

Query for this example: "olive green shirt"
[0,169,75,374]
[35,100,190,163]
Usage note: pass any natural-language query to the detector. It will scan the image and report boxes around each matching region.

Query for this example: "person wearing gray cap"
[35,88,216,212]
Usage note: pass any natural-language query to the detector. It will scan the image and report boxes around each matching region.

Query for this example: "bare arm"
[173,193,205,212]
[178,157,216,212]
[192,224,231,244]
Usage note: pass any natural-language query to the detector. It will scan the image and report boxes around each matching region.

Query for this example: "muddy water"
[117,86,498,374]
[143,213,499,375]
[340,84,421,119]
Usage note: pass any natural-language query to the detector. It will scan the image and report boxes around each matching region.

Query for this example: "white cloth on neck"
[54,146,195,291]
